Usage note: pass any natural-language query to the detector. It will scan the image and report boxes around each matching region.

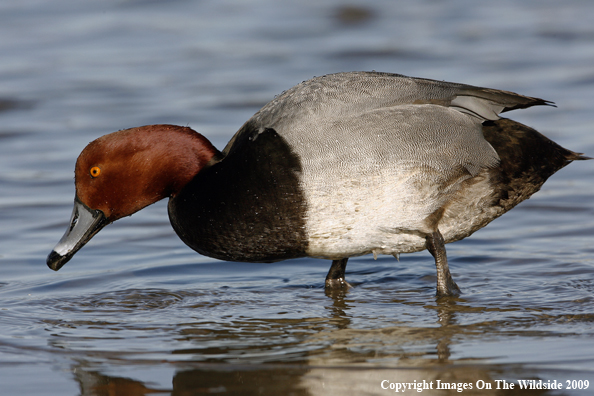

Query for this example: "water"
[1,0,594,394]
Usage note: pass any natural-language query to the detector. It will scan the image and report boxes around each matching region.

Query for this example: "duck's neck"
[167,125,309,262]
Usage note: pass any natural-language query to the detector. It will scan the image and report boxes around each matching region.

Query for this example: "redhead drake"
[47,72,588,296]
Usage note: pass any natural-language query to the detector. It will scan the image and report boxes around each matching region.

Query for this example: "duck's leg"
[325,258,352,289]
[425,230,461,296]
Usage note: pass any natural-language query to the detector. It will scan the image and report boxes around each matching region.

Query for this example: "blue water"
[1,0,594,395]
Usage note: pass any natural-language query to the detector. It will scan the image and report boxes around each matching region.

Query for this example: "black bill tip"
[47,250,71,271]
[46,196,108,271]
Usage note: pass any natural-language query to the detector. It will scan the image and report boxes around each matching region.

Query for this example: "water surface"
[1,0,594,395]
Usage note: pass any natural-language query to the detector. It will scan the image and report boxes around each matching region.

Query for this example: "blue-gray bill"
[47,196,107,271]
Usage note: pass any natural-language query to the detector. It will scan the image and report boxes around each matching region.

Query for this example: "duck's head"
[47,125,218,271]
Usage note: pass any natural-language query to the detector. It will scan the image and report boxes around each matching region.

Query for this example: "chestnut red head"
[47,124,219,271]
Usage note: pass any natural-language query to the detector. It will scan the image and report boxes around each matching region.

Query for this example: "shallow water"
[1,0,594,395]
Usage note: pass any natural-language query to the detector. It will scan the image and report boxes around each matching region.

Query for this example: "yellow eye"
[90,166,101,178]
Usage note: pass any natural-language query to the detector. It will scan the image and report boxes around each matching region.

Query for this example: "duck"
[46,71,588,296]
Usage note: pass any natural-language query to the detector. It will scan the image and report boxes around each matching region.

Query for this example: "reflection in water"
[22,268,592,395]
[3,257,593,394]
[306,292,462,366]
[324,287,352,330]
[76,370,169,396]
[173,366,310,396]
[64,289,563,395]
[72,362,556,396]
[435,298,455,363]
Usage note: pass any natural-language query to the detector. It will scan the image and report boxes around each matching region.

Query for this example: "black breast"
[168,124,308,262]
